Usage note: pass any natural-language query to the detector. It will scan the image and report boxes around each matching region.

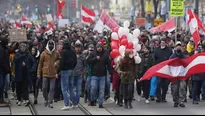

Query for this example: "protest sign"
[9,29,27,42]
[170,0,184,16]
[58,19,70,28]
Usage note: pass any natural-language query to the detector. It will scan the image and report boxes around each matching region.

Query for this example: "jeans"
[156,77,170,100]
[54,77,62,100]
[4,74,10,93]
[105,72,110,97]
[85,76,91,101]
[192,80,205,101]
[72,76,83,105]
[90,76,105,105]
[0,74,5,101]
[43,77,56,104]
[61,70,73,107]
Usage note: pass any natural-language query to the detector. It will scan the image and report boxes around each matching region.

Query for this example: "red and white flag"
[15,21,21,29]
[81,5,96,24]
[94,11,119,33]
[21,16,32,27]
[140,53,205,82]
[187,10,201,49]
[186,10,205,33]
[150,18,176,33]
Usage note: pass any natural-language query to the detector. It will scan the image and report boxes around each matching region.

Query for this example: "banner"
[150,18,176,33]
[58,19,70,28]
[94,11,119,33]
[136,18,146,26]
[170,0,184,16]
[9,29,27,42]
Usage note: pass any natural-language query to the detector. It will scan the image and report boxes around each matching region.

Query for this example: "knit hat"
[88,44,94,49]
[19,43,27,48]
[96,42,103,48]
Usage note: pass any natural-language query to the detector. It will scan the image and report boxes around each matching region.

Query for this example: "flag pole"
[175,17,177,42]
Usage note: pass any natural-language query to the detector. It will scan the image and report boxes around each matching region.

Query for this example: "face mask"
[161,46,166,49]
[48,44,54,51]
[176,49,182,54]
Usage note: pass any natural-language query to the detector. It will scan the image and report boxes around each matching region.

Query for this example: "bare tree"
[140,0,145,17]
[153,0,160,18]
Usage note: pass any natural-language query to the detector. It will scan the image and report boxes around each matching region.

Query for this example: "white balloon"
[134,56,142,64]
[119,45,126,57]
[118,27,124,38]
[123,28,130,36]
[114,56,121,64]
[123,21,130,28]
[128,33,134,42]
[111,32,119,40]
[134,44,141,51]
[133,28,140,38]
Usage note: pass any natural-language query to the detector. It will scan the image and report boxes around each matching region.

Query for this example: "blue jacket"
[13,51,36,82]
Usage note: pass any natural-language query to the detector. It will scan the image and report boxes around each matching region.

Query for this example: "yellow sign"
[170,0,184,16]
[145,1,153,14]
[154,18,163,26]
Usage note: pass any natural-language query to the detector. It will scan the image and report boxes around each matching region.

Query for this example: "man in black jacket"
[154,38,173,103]
[0,37,9,104]
[87,43,112,108]
[57,39,77,110]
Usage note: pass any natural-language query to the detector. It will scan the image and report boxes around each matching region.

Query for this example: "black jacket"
[87,50,112,77]
[57,44,77,74]
[0,45,9,76]
[154,46,173,64]
[13,51,36,82]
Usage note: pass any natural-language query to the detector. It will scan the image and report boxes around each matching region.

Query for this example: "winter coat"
[0,45,9,76]
[73,54,86,77]
[37,41,60,78]
[13,51,36,82]
[87,50,112,77]
[116,58,137,84]
[57,42,77,74]
[154,46,173,64]
[138,54,155,79]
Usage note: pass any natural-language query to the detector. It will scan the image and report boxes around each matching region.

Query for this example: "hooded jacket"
[57,40,77,74]
[0,38,9,76]
[87,44,112,77]
[37,40,60,78]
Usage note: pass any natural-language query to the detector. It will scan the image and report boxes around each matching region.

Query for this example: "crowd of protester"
[0,19,205,111]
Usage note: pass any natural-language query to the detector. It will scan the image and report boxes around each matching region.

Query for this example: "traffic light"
[47,5,51,13]
[35,5,39,12]
[17,5,21,10]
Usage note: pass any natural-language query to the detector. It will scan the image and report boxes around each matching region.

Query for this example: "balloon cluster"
[110,21,142,64]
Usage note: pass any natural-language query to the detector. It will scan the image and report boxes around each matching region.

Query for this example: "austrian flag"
[81,5,96,24]
[140,53,205,82]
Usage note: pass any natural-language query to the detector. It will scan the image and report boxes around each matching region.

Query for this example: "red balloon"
[120,38,128,46]
[127,42,134,49]
[110,49,120,58]
[113,27,119,33]
[111,41,119,50]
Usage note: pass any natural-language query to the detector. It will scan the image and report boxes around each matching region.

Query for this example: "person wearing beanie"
[13,43,36,106]
[169,41,186,108]
[37,40,60,108]
[57,39,77,110]
[71,40,86,108]
[84,44,95,104]
[0,37,9,104]
[87,42,112,108]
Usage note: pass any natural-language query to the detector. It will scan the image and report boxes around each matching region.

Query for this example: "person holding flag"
[169,41,186,108]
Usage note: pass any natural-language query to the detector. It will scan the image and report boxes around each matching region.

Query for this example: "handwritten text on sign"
[100,12,119,31]
[170,0,184,17]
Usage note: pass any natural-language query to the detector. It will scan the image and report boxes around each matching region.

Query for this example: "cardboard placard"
[58,19,70,28]
[9,29,27,42]
[136,18,146,26]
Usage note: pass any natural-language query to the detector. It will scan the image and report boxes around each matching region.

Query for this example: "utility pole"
[194,0,199,15]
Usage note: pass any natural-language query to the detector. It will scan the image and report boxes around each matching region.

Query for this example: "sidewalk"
[30,92,85,115]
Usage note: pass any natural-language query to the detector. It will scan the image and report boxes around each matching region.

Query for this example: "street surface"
[2,88,205,115]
